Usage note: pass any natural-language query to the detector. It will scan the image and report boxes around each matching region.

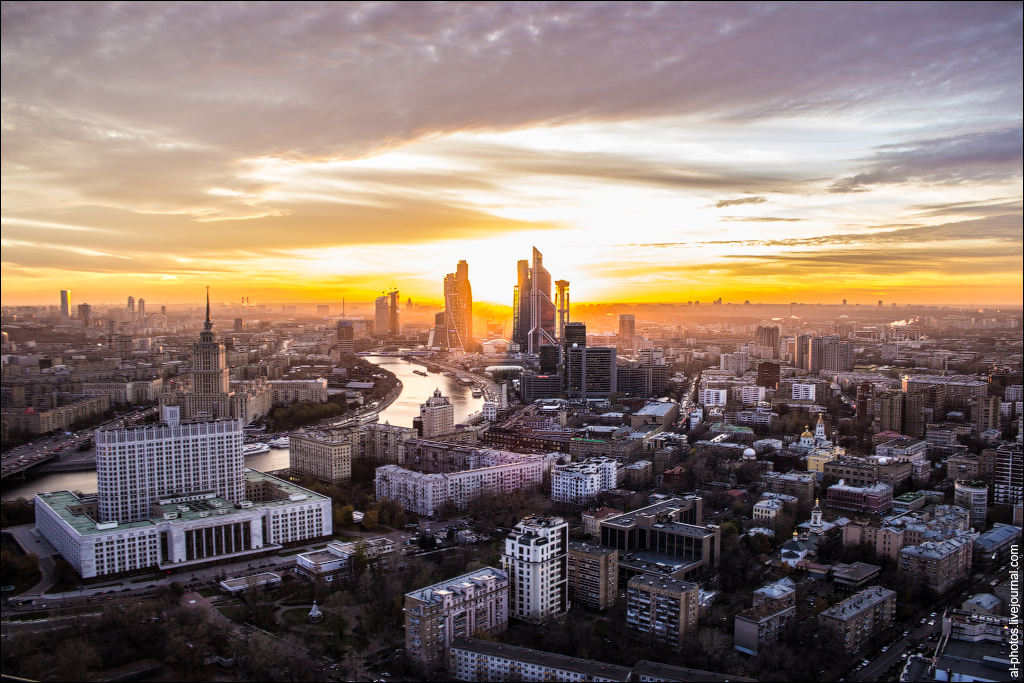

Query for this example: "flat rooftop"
[448,638,631,681]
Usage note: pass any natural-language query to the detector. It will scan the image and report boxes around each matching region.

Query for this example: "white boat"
[242,443,271,456]
[471,388,483,398]
[268,437,290,449]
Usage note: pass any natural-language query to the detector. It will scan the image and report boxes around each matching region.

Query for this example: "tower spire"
[205,286,212,329]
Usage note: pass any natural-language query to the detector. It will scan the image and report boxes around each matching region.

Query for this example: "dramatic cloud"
[1,1,1021,304]
[830,129,1023,193]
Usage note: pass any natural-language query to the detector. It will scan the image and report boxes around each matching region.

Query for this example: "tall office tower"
[993,443,1022,506]
[95,405,244,523]
[375,296,389,337]
[618,314,636,352]
[77,303,92,328]
[511,248,557,354]
[443,260,473,352]
[59,290,71,320]
[127,295,135,312]
[755,325,780,358]
[389,290,400,337]
[757,361,781,390]
[876,391,905,434]
[420,389,454,438]
[183,290,234,419]
[336,321,355,354]
[503,516,568,624]
[563,321,586,349]
[430,311,447,350]
[539,346,559,374]
[565,346,617,400]
[234,318,244,333]
[795,334,812,370]
[555,279,570,342]
[161,305,166,317]
[138,298,146,320]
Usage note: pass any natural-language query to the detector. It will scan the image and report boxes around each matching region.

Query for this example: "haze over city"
[2,2,1021,307]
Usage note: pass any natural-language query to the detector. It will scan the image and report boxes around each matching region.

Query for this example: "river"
[1,355,483,501]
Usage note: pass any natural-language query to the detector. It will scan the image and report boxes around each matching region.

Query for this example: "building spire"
[204,286,212,330]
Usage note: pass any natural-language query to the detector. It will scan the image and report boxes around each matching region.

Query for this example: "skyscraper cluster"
[443,259,473,352]
[512,248,558,355]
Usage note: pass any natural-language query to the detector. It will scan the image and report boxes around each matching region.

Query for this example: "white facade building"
[792,383,817,401]
[420,388,455,437]
[741,385,767,405]
[502,516,569,624]
[34,469,330,580]
[376,460,545,517]
[551,457,617,506]
[95,405,244,524]
[482,401,498,422]
[699,388,728,406]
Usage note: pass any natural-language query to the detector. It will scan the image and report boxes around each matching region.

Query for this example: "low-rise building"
[404,567,509,670]
[376,460,544,517]
[818,586,897,653]
[971,523,1021,571]
[268,378,328,405]
[567,542,618,611]
[448,638,631,682]
[582,507,622,538]
[295,538,396,582]
[826,482,893,515]
[752,577,796,608]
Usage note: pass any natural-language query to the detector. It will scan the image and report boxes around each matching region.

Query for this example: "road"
[851,617,939,682]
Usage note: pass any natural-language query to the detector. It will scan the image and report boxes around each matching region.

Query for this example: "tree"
[361,509,379,532]
[169,581,185,598]
[352,543,369,574]
[322,591,350,640]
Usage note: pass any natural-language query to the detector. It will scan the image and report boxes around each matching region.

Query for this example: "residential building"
[567,542,618,611]
[993,442,1023,506]
[420,388,455,438]
[971,523,1021,572]
[375,460,544,517]
[734,599,796,655]
[972,395,1000,434]
[290,427,357,484]
[953,480,988,530]
[404,567,509,670]
[624,460,654,489]
[361,422,417,464]
[900,536,974,594]
[763,471,816,508]
[752,577,796,608]
[267,378,328,405]
[503,516,568,624]
[448,638,632,682]
[625,575,699,647]
[551,457,617,506]
[818,586,897,653]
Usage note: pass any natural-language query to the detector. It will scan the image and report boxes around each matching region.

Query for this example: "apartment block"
[551,457,617,506]
[289,428,357,484]
[567,542,618,611]
[447,638,630,682]
[900,537,974,594]
[764,471,816,507]
[376,460,544,517]
[403,567,509,670]
[625,575,699,647]
[826,482,893,515]
[503,516,569,624]
[734,598,796,655]
[993,442,1023,506]
[818,586,897,653]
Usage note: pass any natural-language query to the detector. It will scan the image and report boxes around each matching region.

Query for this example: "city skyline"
[2,2,1021,307]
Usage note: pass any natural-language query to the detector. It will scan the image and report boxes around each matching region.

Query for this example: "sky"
[1,1,1021,308]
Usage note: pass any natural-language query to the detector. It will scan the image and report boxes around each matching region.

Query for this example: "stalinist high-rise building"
[444,259,473,352]
[183,289,234,419]
[162,289,269,423]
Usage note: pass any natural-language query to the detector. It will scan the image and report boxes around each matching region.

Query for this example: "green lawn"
[130,576,161,584]
[198,587,220,598]
[217,605,247,622]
